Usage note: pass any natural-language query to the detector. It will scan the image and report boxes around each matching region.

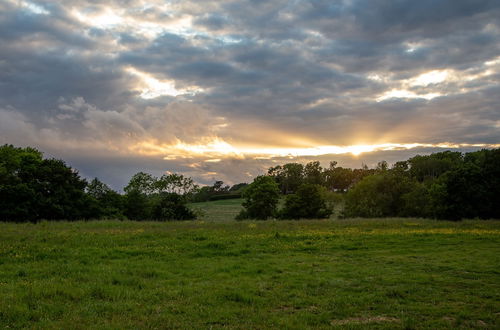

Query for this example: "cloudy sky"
[1,0,499,189]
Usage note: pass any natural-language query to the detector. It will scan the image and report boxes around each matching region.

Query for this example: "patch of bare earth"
[330,316,400,326]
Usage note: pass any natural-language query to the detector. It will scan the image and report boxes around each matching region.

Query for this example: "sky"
[1,0,499,190]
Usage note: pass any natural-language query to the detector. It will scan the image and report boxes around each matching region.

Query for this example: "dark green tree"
[304,161,324,185]
[152,193,196,220]
[86,178,124,219]
[280,184,332,219]
[0,145,94,221]
[344,172,416,218]
[324,162,354,192]
[124,189,151,220]
[236,176,280,220]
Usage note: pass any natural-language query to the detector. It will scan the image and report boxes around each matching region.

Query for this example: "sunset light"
[130,138,500,161]
[2,2,499,326]
[1,0,498,188]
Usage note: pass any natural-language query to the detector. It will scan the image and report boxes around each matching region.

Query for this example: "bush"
[152,193,196,221]
[209,193,241,201]
[280,184,332,219]
[344,172,416,218]
[236,176,280,220]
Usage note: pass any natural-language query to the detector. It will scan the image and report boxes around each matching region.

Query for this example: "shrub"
[152,193,196,221]
[280,184,332,219]
[236,176,280,220]
[344,172,416,218]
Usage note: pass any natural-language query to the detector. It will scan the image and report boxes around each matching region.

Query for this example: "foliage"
[268,163,304,194]
[303,161,324,185]
[344,172,417,218]
[280,184,332,219]
[408,151,462,182]
[324,162,354,192]
[2,143,499,221]
[152,193,196,220]
[343,149,500,220]
[155,173,198,196]
[124,172,156,195]
[229,182,248,192]
[123,172,198,220]
[86,178,125,219]
[191,180,243,202]
[236,176,280,220]
[0,145,90,221]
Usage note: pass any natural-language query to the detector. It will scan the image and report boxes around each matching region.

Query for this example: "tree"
[408,151,462,182]
[152,193,196,220]
[0,145,43,221]
[344,172,416,218]
[280,184,332,219]
[324,165,353,192]
[123,172,155,220]
[155,173,198,195]
[124,172,156,195]
[304,161,324,185]
[124,189,151,220]
[86,178,124,219]
[34,158,90,220]
[229,182,248,192]
[268,163,304,194]
[236,176,280,220]
[430,149,500,220]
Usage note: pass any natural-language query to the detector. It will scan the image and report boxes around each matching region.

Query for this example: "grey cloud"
[193,13,229,30]
[1,0,499,188]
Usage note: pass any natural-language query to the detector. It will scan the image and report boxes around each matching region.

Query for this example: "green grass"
[189,198,244,221]
[1,216,499,328]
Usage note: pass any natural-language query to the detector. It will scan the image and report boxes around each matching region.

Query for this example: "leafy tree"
[400,182,433,218]
[268,163,304,194]
[155,173,198,195]
[124,189,151,220]
[430,149,500,220]
[0,145,114,221]
[212,180,230,193]
[304,161,324,185]
[280,184,332,219]
[0,145,42,221]
[344,172,416,218]
[124,172,156,195]
[86,178,124,219]
[376,160,388,172]
[34,158,90,220]
[152,193,196,220]
[324,164,354,192]
[229,182,248,192]
[408,151,462,182]
[236,176,280,220]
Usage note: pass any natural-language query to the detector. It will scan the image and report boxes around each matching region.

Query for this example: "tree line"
[0,145,197,222]
[238,149,500,220]
[1,144,498,222]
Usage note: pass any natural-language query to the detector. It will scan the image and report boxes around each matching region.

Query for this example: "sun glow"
[130,138,500,160]
[410,70,449,86]
[126,67,203,98]
[377,89,442,101]
[72,8,123,29]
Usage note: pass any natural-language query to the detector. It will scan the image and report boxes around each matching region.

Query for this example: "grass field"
[189,198,245,221]
[0,202,499,329]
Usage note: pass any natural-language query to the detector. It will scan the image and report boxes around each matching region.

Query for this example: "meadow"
[0,200,499,329]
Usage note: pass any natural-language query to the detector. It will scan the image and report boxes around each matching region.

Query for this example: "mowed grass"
[0,215,499,328]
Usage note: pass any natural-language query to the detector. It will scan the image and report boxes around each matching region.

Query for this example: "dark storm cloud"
[0,0,499,187]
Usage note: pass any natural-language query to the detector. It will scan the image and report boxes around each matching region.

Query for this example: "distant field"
[189,198,244,221]
[1,216,499,329]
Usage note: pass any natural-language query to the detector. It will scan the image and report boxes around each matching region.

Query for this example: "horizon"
[1,0,499,190]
